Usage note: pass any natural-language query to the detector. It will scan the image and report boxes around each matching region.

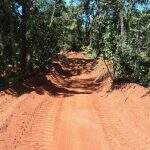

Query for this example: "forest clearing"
[0,0,150,149]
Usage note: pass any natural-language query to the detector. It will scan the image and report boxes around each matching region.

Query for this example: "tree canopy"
[0,0,149,88]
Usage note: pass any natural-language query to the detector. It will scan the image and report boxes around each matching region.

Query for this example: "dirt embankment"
[0,52,150,150]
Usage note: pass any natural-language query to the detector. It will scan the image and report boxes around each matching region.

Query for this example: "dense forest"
[0,0,150,88]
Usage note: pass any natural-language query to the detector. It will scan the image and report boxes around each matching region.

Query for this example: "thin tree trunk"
[20,3,28,75]
[94,59,114,83]
[103,59,114,80]
[3,0,14,64]
[49,0,56,27]
[10,1,15,61]
[119,11,126,37]
[88,20,93,47]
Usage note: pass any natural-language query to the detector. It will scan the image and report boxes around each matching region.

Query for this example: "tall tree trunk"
[10,1,15,62]
[119,11,126,37]
[3,0,14,64]
[85,14,94,46]
[20,2,28,75]
[49,0,56,27]
[89,25,93,47]
[1,0,15,86]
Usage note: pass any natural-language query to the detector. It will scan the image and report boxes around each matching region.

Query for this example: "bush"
[113,36,149,86]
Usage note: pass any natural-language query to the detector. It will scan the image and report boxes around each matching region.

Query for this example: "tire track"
[1,96,63,150]
[93,97,150,150]
[5,99,49,150]
[15,98,64,150]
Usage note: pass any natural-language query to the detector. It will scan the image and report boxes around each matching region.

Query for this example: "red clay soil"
[0,52,150,150]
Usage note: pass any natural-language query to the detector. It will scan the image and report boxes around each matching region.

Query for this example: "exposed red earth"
[0,52,150,150]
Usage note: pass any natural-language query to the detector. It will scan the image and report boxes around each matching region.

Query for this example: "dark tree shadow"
[111,78,131,90]
[140,91,150,98]
[54,55,98,76]
[63,78,102,91]
[1,55,99,97]
[3,74,93,97]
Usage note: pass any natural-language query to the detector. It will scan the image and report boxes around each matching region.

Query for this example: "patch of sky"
[136,3,150,11]
[15,0,150,16]
[65,0,80,5]
[15,2,22,15]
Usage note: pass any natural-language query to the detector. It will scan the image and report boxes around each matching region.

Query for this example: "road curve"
[0,56,150,150]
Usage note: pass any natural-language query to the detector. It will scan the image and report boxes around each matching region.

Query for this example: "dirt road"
[0,53,150,150]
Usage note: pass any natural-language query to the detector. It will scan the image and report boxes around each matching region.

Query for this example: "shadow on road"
[1,55,104,97]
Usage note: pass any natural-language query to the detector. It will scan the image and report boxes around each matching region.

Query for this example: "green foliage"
[0,0,149,88]
[91,1,150,86]
[27,9,64,67]
[81,45,97,59]
[62,5,84,51]
[113,36,149,85]
[0,0,66,87]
